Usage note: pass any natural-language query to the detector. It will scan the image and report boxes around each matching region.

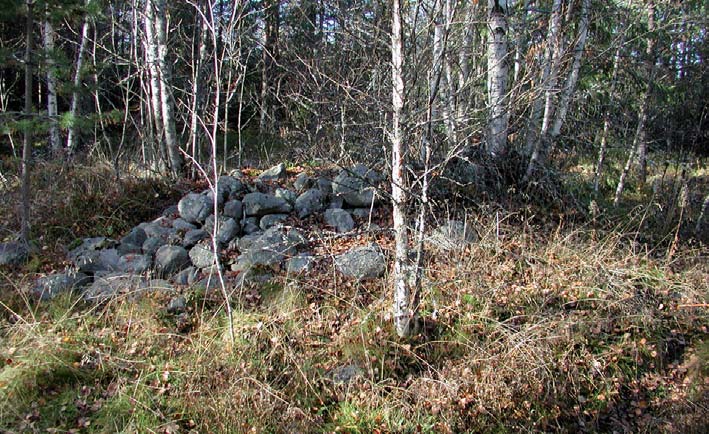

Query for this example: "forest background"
[0,0,707,432]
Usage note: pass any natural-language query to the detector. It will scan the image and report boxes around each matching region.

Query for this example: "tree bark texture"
[259,0,279,136]
[153,0,183,176]
[636,0,656,185]
[21,0,34,244]
[391,0,415,338]
[144,0,165,167]
[594,32,625,193]
[66,1,90,154]
[43,13,60,156]
[524,0,562,181]
[486,0,510,159]
[550,0,591,139]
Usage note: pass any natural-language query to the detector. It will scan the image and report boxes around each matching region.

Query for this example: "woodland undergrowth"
[0,158,706,433]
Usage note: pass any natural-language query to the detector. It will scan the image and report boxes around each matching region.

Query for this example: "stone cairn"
[27,164,391,303]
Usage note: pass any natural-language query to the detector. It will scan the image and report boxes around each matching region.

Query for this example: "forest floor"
[0,158,707,433]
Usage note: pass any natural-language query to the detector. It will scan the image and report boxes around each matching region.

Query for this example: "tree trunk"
[144,0,166,170]
[21,0,34,245]
[696,192,709,237]
[442,0,457,146]
[43,12,60,156]
[507,0,532,123]
[66,1,90,154]
[594,32,625,193]
[523,0,562,181]
[189,8,209,174]
[616,1,657,202]
[486,0,510,159]
[456,1,476,150]
[550,0,590,139]
[613,127,639,207]
[391,0,416,338]
[153,0,183,177]
[259,0,279,136]
[636,0,656,185]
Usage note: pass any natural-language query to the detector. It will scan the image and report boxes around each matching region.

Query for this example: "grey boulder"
[241,217,261,235]
[260,214,288,230]
[189,243,217,269]
[83,272,145,302]
[427,220,478,251]
[142,237,167,256]
[257,163,287,181]
[295,188,325,218]
[183,228,209,249]
[118,254,152,274]
[117,242,142,255]
[139,218,179,242]
[293,172,313,192]
[335,245,386,280]
[178,193,213,224]
[32,271,90,300]
[243,227,302,266]
[275,188,297,205]
[223,200,243,219]
[204,215,240,245]
[173,266,199,286]
[332,165,381,207]
[324,209,355,233]
[172,218,197,231]
[287,253,314,274]
[120,227,147,249]
[243,193,292,217]
[155,245,190,275]
[0,242,30,265]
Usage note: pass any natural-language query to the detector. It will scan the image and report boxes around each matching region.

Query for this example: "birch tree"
[153,0,183,176]
[614,0,657,205]
[486,0,510,159]
[391,0,417,338]
[43,8,59,156]
[635,0,655,185]
[20,0,34,245]
[524,0,562,181]
[594,28,626,193]
[143,0,166,169]
[66,0,90,154]
[259,0,279,136]
[550,0,591,140]
[188,2,209,173]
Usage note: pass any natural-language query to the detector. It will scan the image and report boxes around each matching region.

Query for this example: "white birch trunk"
[259,0,278,136]
[550,0,590,138]
[696,192,709,237]
[442,0,457,145]
[189,11,209,172]
[524,0,561,181]
[508,0,531,116]
[391,0,415,338]
[21,0,34,245]
[43,15,60,156]
[540,0,563,137]
[153,0,183,176]
[594,34,624,193]
[456,1,475,139]
[637,0,655,185]
[66,3,90,154]
[613,117,645,206]
[144,0,165,166]
[486,0,509,158]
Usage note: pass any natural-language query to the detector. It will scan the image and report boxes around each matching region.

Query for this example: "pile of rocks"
[28,164,389,302]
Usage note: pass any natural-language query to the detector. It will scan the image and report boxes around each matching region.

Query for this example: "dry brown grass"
[0,160,706,432]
